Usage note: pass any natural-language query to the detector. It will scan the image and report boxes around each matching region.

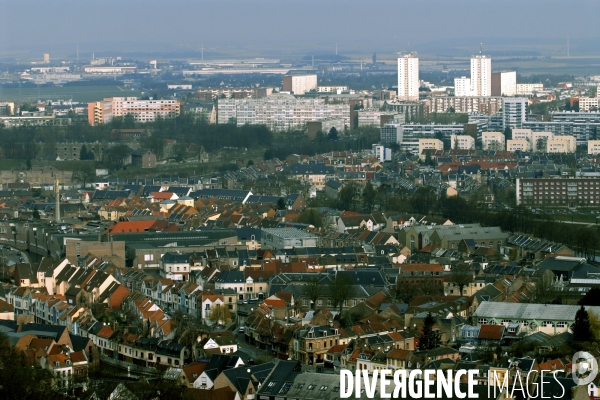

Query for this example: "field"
[0,85,142,103]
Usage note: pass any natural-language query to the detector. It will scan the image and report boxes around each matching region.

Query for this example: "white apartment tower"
[397,54,419,101]
[470,55,492,97]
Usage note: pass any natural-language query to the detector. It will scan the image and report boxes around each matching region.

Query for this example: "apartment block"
[506,139,530,152]
[470,55,492,97]
[397,54,419,101]
[418,138,444,159]
[380,121,402,144]
[491,71,517,96]
[217,94,350,131]
[88,97,180,126]
[282,74,317,94]
[578,97,600,112]
[516,178,600,209]
[547,136,576,153]
[516,83,543,95]
[481,132,505,151]
[431,96,502,115]
[589,140,600,155]
[503,97,528,128]
[454,77,472,97]
[450,134,475,150]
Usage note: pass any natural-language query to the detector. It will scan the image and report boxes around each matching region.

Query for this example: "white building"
[491,71,517,96]
[512,129,554,152]
[481,132,505,151]
[450,134,475,150]
[579,97,600,112]
[516,83,544,95]
[317,86,349,93]
[397,54,419,101]
[282,74,318,94]
[454,77,472,97]
[470,55,492,97]
[217,94,350,131]
[503,97,528,129]
[372,144,392,162]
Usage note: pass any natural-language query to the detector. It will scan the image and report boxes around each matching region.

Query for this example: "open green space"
[0,85,142,103]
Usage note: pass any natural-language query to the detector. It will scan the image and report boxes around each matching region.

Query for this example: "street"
[1,245,30,266]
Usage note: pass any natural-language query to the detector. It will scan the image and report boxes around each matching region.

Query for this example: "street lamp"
[32,227,37,253]
[9,223,16,246]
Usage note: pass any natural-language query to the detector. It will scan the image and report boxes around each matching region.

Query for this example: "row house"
[292,324,341,366]
[214,270,270,301]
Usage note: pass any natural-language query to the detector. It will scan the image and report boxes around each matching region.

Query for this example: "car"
[239,326,245,333]
[3,246,9,250]
[19,257,25,263]
[243,300,248,304]
[16,252,21,256]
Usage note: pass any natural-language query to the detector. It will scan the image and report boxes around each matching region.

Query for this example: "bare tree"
[302,274,321,310]
[329,273,354,314]
[449,264,474,295]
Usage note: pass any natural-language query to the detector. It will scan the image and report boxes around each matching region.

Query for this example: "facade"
[516,83,543,95]
[474,301,600,335]
[372,144,392,162]
[217,94,350,132]
[503,97,528,128]
[588,140,600,155]
[454,77,472,97]
[282,74,317,94]
[88,97,180,125]
[397,54,419,101]
[131,150,157,168]
[470,55,492,97]
[516,177,600,208]
[317,86,349,93]
[261,228,318,249]
[491,71,517,96]
[450,134,475,150]
[380,120,402,144]
[481,132,505,150]
[358,109,401,127]
[506,139,530,152]
[430,96,502,115]
[418,138,444,158]
[578,97,599,112]
[547,136,576,153]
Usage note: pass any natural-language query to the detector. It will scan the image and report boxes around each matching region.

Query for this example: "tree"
[208,303,232,325]
[0,332,56,399]
[338,183,358,211]
[328,127,338,141]
[532,270,558,304]
[246,159,254,168]
[80,144,95,160]
[296,208,323,227]
[573,305,592,342]
[302,275,321,310]
[263,148,273,160]
[449,264,473,295]
[32,205,40,220]
[104,144,131,170]
[420,312,441,350]
[362,181,376,212]
[73,162,96,187]
[329,273,354,314]
[504,126,512,140]
[277,197,286,210]
[26,158,32,170]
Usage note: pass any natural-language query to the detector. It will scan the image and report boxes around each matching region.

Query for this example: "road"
[0,244,30,266]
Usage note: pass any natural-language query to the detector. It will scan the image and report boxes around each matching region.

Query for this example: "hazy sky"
[1,0,599,58]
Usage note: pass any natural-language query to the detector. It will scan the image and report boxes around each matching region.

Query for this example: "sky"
[1,0,599,59]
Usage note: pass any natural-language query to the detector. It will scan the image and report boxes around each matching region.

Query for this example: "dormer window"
[55,361,59,366]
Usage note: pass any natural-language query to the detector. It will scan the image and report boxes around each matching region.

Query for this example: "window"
[478,318,488,325]
[541,321,553,327]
